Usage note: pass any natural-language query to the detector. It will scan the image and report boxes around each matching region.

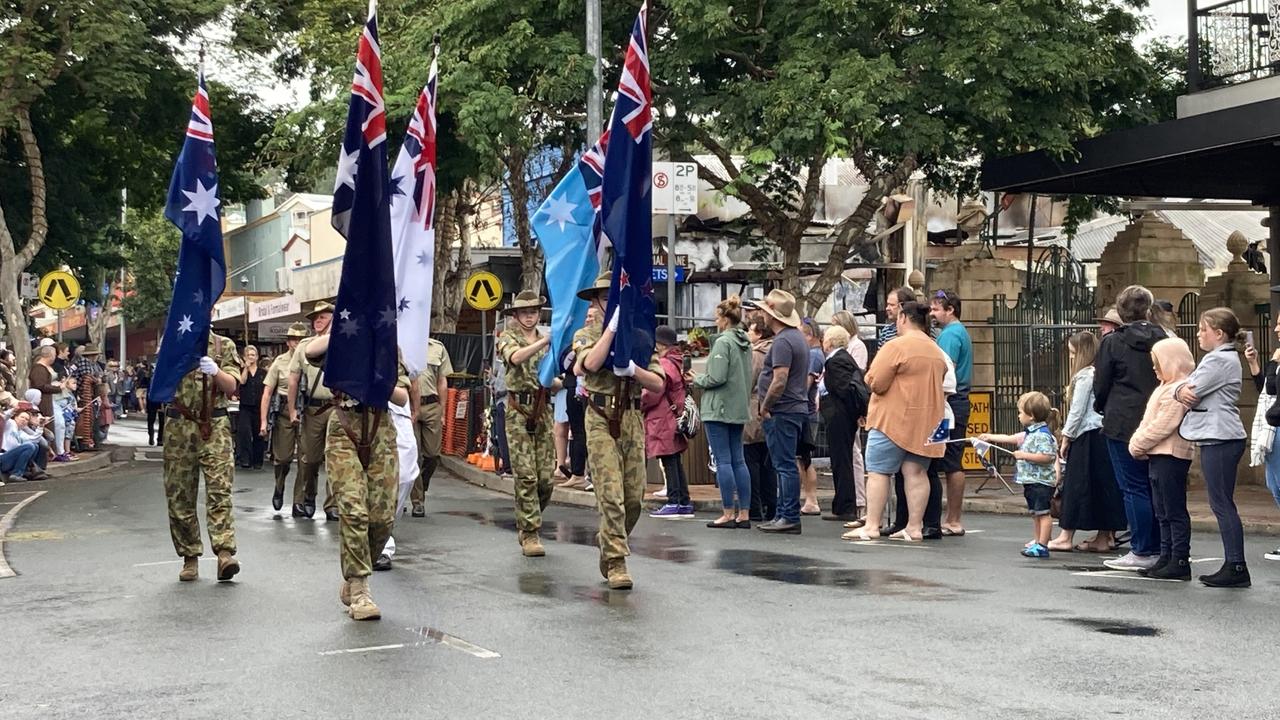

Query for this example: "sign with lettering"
[651,161,698,215]
[962,391,993,471]
[249,295,301,322]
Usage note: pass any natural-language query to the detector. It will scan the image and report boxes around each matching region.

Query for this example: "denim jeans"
[0,442,39,477]
[1266,431,1280,509]
[1148,454,1192,560]
[1106,437,1157,556]
[1201,439,1246,563]
[706,422,751,512]
[764,412,805,523]
[659,454,690,506]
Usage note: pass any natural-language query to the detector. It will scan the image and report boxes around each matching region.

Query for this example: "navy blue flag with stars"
[325,2,398,408]
[601,3,656,370]
[151,68,226,404]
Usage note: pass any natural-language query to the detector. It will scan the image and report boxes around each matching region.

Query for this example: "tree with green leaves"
[654,0,1179,314]
[0,1,273,388]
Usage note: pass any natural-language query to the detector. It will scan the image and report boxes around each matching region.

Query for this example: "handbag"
[1050,484,1063,519]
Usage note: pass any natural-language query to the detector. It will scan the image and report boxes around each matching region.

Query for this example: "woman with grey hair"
[1094,285,1166,571]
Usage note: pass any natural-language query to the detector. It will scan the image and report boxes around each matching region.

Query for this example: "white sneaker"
[1264,548,1280,561]
[654,488,667,499]
[1103,552,1160,571]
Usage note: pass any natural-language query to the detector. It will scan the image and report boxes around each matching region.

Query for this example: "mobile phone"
[682,355,692,373]
[1246,331,1255,347]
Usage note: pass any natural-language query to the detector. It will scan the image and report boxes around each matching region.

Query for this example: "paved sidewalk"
[442,456,1280,535]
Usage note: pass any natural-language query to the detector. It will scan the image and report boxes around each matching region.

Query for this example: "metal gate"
[989,246,1096,438]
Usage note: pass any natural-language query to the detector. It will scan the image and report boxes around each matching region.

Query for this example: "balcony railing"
[1189,0,1280,90]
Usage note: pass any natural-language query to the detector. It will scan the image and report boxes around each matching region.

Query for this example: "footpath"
[442,456,1280,536]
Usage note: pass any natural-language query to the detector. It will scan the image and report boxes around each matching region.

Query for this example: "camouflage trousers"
[163,415,236,558]
[505,403,555,534]
[585,408,646,561]
[325,409,398,580]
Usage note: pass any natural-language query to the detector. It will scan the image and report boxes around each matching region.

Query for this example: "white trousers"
[383,401,420,558]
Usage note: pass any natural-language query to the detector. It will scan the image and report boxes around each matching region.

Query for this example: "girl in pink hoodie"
[1127,338,1197,580]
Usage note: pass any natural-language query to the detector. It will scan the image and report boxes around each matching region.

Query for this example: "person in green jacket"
[685,296,754,528]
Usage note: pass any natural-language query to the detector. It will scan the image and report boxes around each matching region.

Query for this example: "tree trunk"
[0,106,52,394]
[431,193,460,333]
[505,149,543,292]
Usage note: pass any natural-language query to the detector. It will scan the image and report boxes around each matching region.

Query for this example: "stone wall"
[928,248,1023,390]
[1095,214,1204,312]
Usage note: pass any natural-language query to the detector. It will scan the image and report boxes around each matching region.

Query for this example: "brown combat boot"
[216,551,240,582]
[519,532,546,557]
[347,577,381,621]
[178,557,199,582]
[606,559,633,590]
[339,579,352,607]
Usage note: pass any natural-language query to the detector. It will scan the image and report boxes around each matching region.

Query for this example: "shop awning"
[980,97,1280,204]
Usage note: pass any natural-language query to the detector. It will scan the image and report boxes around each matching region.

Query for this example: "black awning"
[980,97,1280,204]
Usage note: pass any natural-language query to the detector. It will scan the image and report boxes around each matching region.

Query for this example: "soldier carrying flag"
[154,55,244,584]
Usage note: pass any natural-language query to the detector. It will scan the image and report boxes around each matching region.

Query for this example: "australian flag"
[601,3,656,371]
[326,0,398,408]
[152,67,226,404]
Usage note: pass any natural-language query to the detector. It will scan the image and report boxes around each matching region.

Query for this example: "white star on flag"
[339,309,352,321]
[338,317,360,338]
[542,195,577,232]
[177,315,194,334]
[334,148,360,191]
[182,180,220,225]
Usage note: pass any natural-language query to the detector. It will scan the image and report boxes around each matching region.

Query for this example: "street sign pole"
[57,310,62,341]
[667,215,676,327]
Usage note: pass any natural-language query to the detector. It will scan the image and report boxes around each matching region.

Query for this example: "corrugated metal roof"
[1016,210,1269,273]
[693,155,868,188]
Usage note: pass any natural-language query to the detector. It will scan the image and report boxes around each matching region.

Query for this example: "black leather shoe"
[1200,561,1251,588]
[291,504,306,518]
[822,513,858,522]
[325,509,340,522]
[272,489,284,512]
[921,527,943,540]
[758,519,801,534]
[373,554,392,571]
[303,502,316,518]
[881,525,906,536]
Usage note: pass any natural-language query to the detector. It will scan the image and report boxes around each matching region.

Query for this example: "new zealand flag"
[600,3,656,371]
[326,0,398,408]
[152,68,226,403]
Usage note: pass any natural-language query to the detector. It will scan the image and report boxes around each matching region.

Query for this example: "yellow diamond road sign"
[38,270,81,311]
[465,271,503,311]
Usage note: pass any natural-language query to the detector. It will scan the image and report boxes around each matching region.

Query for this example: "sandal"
[941,527,965,537]
[1046,541,1074,552]
[890,529,921,543]
[843,518,867,529]
[842,528,877,542]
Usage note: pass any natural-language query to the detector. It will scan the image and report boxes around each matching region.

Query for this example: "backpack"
[846,362,871,420]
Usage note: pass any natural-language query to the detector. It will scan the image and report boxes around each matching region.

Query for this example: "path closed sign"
[962,391,993,471]
[465,271,503,311]
[38,270,80,310]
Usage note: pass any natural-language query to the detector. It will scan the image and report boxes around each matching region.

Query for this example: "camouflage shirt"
[497,325,547,393]
[171,332,242,412]
[289,336,332,401]
[571,322,661,397]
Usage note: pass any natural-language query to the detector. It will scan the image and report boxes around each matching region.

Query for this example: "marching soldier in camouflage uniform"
[164,332,243,582]
[573,272,665,589]
[260,322,308,512]
[497,291,557,557]
[303,332,407,621]
[410,337,453,516]
[287,302,337,520]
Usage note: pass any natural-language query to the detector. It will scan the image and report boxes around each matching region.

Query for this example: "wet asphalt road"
[1,460,1279,719]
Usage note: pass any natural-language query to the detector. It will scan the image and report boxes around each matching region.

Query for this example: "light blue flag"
[533,164,601,387]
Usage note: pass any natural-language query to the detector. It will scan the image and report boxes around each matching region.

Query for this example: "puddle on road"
[1058,617,1162,637]
[449,510,968,599]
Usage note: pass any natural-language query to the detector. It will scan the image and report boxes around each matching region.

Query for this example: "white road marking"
[318,643,406,656]
[1071,570,1184,583]
[0,490,48,579]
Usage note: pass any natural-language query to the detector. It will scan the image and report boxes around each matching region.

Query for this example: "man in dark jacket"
[819,326,861,520]
[1092,285,1167,571]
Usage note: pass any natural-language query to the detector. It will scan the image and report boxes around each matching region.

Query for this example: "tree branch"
[716,50,777,79]
[800,153,918,312]
[689,124,782,220]
[14,105,48,268]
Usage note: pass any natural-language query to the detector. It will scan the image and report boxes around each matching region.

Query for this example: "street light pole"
[586,0,603,141]
[119,188,127,364]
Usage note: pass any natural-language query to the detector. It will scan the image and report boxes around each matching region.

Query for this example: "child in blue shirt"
[980,391,1059,557]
